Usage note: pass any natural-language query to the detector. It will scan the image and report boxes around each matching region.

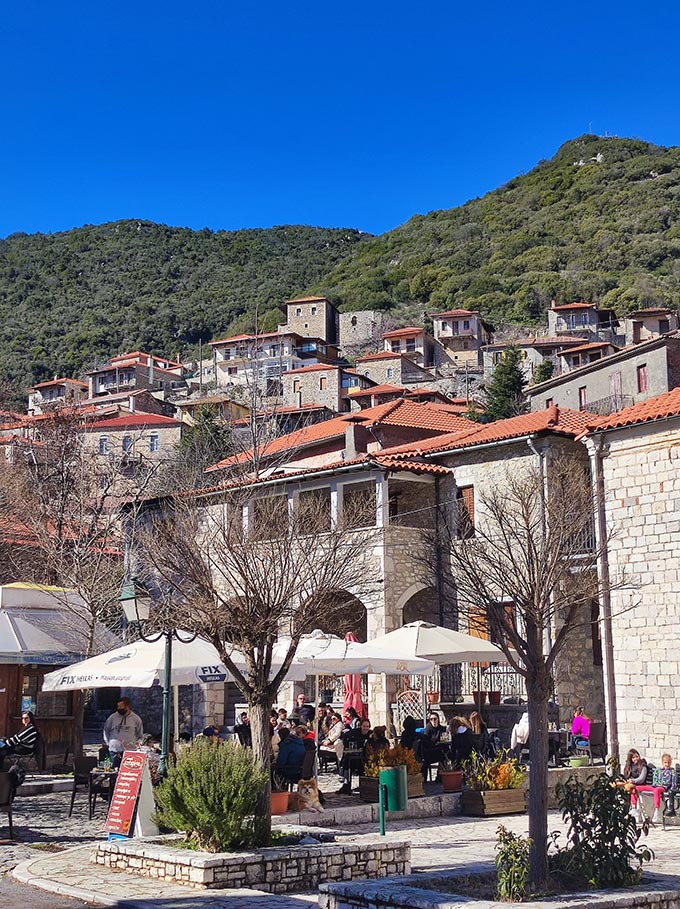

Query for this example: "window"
[463,320,470,331]
[296,307,302,316]
[545,398,553,408]
[386,367,394,379]
[637,364,648,393]
[406,338,416,352]
[659,319,670,333]
[452,322,460,336]
[442,321,449,331]
[351,316,357,327]
[391,339,401,352]
[578,386,588,410]
[228,366,238,376]
[149,433,160,452]
[311,306,317,315]
[463,341,469,349]
[98,435,109,455]
[270,344,280,357]
[223,349,232,360]
[122,435,133,454]
[456,485,475,539]
[293,379,300,394]
[319,376,327,391]
[493,351,503,364]
[343,481,376,530]
[581,312,588,326]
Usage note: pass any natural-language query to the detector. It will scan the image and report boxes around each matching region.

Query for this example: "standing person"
[291,694,316,725]
[103,697,144,767]
[623,747,663,823]
[234,711,252,747]
[0,710,39,769]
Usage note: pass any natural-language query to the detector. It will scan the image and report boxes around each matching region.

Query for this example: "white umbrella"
[284,629,435,675]
[367,621,509,663]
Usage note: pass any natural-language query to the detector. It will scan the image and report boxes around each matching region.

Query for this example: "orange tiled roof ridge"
[588,387,680,433]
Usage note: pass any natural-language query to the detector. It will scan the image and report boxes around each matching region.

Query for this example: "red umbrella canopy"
[343,631,368,720]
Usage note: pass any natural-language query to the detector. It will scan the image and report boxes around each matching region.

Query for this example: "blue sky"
[3,2,680,238]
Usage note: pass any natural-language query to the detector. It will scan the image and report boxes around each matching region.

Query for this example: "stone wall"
[94,837,410,892]
[599,418,680,760]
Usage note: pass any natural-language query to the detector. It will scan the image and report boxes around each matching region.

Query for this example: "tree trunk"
[526,674,550,889]
[249,697,273,845]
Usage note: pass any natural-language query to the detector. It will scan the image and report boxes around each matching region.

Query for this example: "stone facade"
[94,837,410,892]
[339,310,388,356]
[593,416,680,760]
[281,297,339,345]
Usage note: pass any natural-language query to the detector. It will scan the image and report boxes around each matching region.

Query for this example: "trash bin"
[378,765,408,812]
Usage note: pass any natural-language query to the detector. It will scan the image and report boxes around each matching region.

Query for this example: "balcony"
[583,394,634,416]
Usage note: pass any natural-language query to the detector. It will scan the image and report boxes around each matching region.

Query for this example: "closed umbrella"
[342,632,368,720]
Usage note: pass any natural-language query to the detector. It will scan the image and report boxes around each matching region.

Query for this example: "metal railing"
[582,394,634,416]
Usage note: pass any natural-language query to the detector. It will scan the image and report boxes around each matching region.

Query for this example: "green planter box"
[359,774,424,802]
[461,788,526,816]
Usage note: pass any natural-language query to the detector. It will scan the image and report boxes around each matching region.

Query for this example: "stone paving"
[4,786,680,909]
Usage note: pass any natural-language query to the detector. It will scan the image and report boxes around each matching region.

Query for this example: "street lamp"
[119,577,195,779]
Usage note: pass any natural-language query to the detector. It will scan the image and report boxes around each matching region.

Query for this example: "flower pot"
[488,690,502,706]
[359,774,424,802]
[472,690,487,705]
[440,769,464,792]
[461,788,526,817]
[427,692,440,704]
[271,790,289,814]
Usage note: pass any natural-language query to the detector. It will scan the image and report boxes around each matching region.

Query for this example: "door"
[0,666,16,737]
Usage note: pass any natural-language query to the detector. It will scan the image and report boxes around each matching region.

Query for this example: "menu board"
[105,751,147,836]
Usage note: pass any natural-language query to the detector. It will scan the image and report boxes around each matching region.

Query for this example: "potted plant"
[271,771,290,815]
[439,757,464,792]
[488,690,502,706]
[460,749,526,816]
[359,744,424,801]
[472,690,487,705]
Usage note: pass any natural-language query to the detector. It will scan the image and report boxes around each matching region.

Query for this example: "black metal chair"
[575,722,607,765]
[68,756,97,817]
[0,771,16,839]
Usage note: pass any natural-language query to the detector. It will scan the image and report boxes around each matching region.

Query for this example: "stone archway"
[313,590,367,642]
[401,586,440,626]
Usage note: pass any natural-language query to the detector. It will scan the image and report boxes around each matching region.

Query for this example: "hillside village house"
[278,296,340,345]
[623,307,679,344]
[84,413,183,484]
[431,309,494,367]
[28,377,88,415]
[481,337,585,381]
[382,327,434,368]
[200,401,602,736]
[86,351,186,399]
[547,301,618,341]
[355,351,434,386]
[281,363,373,413]
[527,331,680,415]
[557,340,618,372]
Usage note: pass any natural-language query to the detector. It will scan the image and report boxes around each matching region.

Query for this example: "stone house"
[281,364,373,414]
[382,327,434,368]
[581,387,680,760]
[481,337,584,381]
[204,402,602,731]
[28,377,88,415]
[173,392,249,425]
[338,310,388,356]
[86,351,186,399]
[82,413,183,488]
[547,302,618,340]
[527,331,680,415]
[431,309,494,367]
[622,307,679,345]
[279,296,339,345]
[355,351,434,386]
[557,341,618,373]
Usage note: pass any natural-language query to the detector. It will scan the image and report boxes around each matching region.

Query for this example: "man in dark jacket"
[275,727,305,783]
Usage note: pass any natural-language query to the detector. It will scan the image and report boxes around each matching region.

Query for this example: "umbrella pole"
[421,673,427,727]
[476,664,481,713]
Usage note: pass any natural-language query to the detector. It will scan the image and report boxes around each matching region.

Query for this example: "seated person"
[234,712,252,747]
[420,711,446,777]
[198,725,220,742]
[623,747,663,823]
[365,725,389,760]
[400,715,419,751]
[320,713,345,763]
[447,715,474,763]
[337,719,371,794]
[291,694,315,725]
[275,726,305,783]
[174,731,192,760]
[343,707,361,730]
[0,710,39,769]
[571,706,591,746]
[653,753,679,817]
[468,711,490,755]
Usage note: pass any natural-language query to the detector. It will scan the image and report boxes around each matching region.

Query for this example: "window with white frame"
[98,436,109,455]
[149,433,160,452]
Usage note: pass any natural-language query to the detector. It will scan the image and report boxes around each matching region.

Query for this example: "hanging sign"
[196,664,227,683]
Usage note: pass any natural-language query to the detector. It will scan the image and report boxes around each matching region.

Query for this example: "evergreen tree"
[176,405,234,486]
[484,347,528,421]
[532,358,554,385]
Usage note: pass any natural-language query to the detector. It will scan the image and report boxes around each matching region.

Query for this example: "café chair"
[68,756,97,817]
[0,771,16,839]
[574,722,607,765]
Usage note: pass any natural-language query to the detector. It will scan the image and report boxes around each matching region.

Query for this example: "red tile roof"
[348,384,405,397]
[207,400,474,471]
[83,414,182,431]
[382,327,425,339]
[550,302,595,311]
[560,341,614,356]
[356,351,403,362]
[109,351,184,368]
[432,309,480,318]
[485,337,585,350]
[286,364,340,375]
[286,296,329,304]
[626,308,675,318]
[380,406,597,458]
[30,377,88,390]
[588,387,680,433]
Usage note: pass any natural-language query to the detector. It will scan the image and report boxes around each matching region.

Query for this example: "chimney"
[149,356,154,386]
[546,403,559,427]
[344,423,369,460]
[129,394,135,413]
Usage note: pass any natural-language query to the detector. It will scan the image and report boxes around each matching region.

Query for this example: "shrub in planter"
[550,773,653,890]
[439,757,464,792]
[463,749,525,791]
[363,744,422,778]
[495,824,531,901]
[154,740,268,852]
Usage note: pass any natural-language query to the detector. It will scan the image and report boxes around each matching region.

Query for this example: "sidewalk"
[10,805,680,909]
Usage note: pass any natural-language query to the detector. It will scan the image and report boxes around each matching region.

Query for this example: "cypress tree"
[484,346,528,421]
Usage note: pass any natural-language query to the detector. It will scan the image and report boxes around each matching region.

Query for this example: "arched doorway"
[310,590,367,704]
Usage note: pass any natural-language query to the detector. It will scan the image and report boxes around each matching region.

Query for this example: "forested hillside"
[315,135,680,325]
[3,135,680,395]
[0,222,366,391]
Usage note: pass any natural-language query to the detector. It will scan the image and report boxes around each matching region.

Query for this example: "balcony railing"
[582,394,634,416]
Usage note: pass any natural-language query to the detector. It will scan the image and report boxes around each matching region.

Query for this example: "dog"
[296,778,324,812]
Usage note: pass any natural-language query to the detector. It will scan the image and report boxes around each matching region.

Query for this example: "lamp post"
[119,577,194,779]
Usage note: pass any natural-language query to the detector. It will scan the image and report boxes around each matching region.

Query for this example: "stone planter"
[271,790,289,814]
[461,787,526,816]
[359,774,424,802]
[440,770,463,792]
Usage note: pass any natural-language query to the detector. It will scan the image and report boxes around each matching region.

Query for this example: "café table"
[547,729,571,767]
[89,767,117,819]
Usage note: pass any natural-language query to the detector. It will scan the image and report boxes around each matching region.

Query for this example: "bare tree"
[138,484,379,842]
[428,456,617,888]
